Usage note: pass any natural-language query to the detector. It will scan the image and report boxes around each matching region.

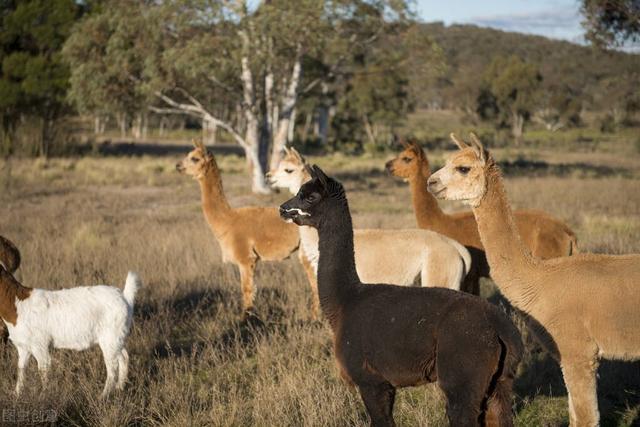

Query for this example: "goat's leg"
[358,382,396,427]
[116,349,129,391]
[32,347,51,390]
[15,346,31,396]
[298,249,319,319]
[561,358,599,427]
[99,344,119,398]
[238,258,257,312]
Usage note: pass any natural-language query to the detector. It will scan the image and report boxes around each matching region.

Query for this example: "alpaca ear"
[469,132,486,162]
[303,163,314,178]
[450,133,468,150]
[290,147,305,164]
[400,138,410,149]
[312,165,329,188]
[283,146,291,155]
[409,140,424,158]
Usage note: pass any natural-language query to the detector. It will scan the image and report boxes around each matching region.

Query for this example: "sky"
[415,0,585,43]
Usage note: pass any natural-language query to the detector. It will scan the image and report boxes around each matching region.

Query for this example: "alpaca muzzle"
[279,203,310,224]
[427,177,446,198]
[385,160,395,174]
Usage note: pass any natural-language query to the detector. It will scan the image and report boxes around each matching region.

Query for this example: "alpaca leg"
[298,250,320,319]
[32,348,51,389]
[116,349,129,391]
[485,374,515,427]
[358,382,396,427]
[437,337,501,426]
[561,359,599,427]
[15,346,31,396]
[238,259,257,312]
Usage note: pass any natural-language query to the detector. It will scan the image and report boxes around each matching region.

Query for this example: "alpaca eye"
[456,166,470,175]
[191,157,200,163]
[285,169,294,174]
[402,157,412,163]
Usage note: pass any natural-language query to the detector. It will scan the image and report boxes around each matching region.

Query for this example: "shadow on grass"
[487,289,640,426]
[147,287,304,360]
[94,141,244,157]
[498,159,632,179]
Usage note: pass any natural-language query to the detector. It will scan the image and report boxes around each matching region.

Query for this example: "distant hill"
[419,22,639,112]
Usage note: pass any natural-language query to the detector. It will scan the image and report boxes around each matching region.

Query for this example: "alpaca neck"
[316,200,360,329]
[472,160,538,311]
[198,165,232,235]
[409,164,447,228]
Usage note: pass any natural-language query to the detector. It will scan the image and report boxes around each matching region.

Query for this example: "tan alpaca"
[177,140,316,314]
[267,147,473,294]
[386,141,578,294]
[386,141,578,258]
[428,133,640,427]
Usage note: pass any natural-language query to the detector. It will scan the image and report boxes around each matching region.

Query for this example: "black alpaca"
[280,165,523,427]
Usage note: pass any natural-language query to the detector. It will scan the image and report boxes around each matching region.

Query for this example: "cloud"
[468,6,585,42]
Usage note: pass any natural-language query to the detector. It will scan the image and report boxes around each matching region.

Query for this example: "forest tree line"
[0,0,638,191]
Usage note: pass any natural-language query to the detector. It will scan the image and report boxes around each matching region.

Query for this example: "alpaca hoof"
[242,308,259,321]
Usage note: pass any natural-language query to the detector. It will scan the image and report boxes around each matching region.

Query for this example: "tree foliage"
[581,0,640,48]
[0,0,81,155]
[64,0,422,191]
[481,56,542,142]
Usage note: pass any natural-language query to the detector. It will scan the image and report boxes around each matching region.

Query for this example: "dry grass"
[0,145,638,426]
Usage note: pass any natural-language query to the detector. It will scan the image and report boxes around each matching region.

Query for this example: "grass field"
[0,137,639,426]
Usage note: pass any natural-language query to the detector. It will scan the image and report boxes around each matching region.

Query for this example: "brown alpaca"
[177,140,315,314]
[386,141,578,292]
[280,166,523,426]
[429,133,640,427]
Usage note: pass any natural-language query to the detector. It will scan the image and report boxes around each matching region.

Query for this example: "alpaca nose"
[385,160,394,172]
[427,176,441,191]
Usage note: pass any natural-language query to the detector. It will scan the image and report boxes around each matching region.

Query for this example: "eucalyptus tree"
[65,0,414,193]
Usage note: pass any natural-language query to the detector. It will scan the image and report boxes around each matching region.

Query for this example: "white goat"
[0,268,141,397]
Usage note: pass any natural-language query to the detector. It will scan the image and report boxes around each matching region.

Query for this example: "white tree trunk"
[317,106,329,145]
[202,116,218,145]
[287,106,297,143]
[511,111,524,144]
[159,116,167,137]
[241,53,271,194]
[270,55,302,170]
[363,114,376,146]
[116,112,127,138]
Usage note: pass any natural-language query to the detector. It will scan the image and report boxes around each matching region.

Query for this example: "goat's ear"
[312,165,329,188]
[469,132,486,162]
[450,133,468,150]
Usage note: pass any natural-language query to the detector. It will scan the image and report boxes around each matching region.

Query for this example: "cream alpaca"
[177,141,317,315]
[386,141,578,293]
[267,147,472,295]
[429,133,640,427]
[0,268,140,397]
